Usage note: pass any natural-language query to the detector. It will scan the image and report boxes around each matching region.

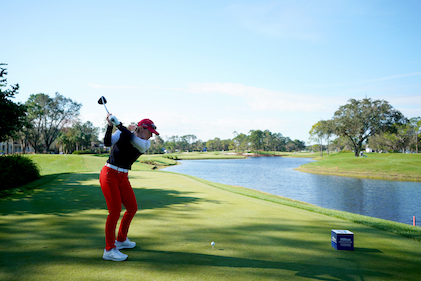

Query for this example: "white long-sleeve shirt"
[110,131,151,153]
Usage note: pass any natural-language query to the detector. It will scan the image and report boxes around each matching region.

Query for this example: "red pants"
[99,166,138,251]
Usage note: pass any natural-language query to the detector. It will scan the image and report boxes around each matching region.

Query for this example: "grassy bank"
[253,151,321,158]
[296,152,421,181]
[1,154,421,280]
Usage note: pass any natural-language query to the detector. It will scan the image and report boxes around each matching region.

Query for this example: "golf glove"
[108,115,120,126]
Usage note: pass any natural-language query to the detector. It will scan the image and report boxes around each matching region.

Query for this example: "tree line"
[1,64,98,154]
[2,64,307,154]
[147,131,306,154]
[3,64,419,156]
[5,91,99,154]
[2,65,306,154]
[309,98,421,156]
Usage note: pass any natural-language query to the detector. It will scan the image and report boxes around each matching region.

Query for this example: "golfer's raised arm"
[104,114,114,147]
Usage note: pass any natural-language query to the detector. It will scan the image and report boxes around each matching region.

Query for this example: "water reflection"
[310,176,406,223]
[163,157,421,225]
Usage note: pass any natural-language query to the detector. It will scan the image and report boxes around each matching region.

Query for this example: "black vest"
[105,125,143,170]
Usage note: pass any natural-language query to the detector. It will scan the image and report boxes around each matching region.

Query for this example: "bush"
[164,155,179,160]
[72,150,95,154]
[0,155,40,191]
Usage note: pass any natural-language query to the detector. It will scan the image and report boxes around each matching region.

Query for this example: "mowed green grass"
[1,155,421,280]
[296,152,421,181]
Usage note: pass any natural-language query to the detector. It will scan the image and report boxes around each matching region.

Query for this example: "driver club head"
[98,96,107,105]
[98,96,109,113]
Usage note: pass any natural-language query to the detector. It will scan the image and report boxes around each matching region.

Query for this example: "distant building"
[0,141,35,154]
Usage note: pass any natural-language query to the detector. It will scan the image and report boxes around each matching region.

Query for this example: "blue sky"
[3,0,421,143]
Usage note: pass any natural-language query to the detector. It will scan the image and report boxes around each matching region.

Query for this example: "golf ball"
[211,242,215,246]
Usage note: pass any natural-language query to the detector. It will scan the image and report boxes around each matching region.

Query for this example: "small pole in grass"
[414,216,416,226]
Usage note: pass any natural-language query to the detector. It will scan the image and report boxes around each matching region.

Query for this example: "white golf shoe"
[115,238,136,250]
[102,248,128,261]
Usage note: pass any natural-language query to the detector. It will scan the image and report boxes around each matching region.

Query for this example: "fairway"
[1,156,421,280]
[297,152,421,181]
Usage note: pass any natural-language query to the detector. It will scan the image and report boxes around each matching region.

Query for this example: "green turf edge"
[295,152,421,182]
[160,171,421,241]
[295,167,421,182]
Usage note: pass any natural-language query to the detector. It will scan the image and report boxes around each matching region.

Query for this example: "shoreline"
[156,152,421,182]
[159,154,421,230]
[171,171,421,241]
[295,167,421,182]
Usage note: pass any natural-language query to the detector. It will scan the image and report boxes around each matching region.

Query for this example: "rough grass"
[1,154,421,280]
[296,152,421,181]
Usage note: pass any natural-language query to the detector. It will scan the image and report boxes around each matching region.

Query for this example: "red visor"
[138,119,159,135]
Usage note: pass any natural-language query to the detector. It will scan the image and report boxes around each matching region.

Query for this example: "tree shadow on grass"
[132,216,397,280]
[130,216,409,280]
[134,249,391,280]
[0,172,210,279]
[0,172,204,216]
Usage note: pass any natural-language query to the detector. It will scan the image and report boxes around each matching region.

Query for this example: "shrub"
[72,150,95,154]
[164,155,179,160]
[0,155,40,191]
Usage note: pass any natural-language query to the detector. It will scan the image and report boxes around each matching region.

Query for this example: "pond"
[162,156,421,225]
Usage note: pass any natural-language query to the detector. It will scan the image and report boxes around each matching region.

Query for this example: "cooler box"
[331,230,354,251]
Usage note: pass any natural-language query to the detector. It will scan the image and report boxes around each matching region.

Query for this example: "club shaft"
[101,97,109,113]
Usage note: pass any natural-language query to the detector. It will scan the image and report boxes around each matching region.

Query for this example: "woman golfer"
[100,113,159,261]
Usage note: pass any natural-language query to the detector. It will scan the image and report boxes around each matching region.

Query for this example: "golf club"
[98,96,109,114]
[98,96,120,126]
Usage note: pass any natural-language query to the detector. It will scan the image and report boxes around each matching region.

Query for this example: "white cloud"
[88,83,138,90]
[171,82,343,113]
[79,83,329,142]
[153,111,291,141]
[140,82,344,141]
